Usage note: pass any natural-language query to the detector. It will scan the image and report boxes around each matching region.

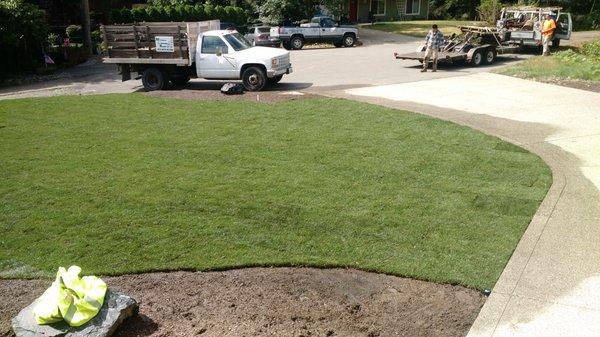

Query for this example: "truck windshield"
[223,33,252,51]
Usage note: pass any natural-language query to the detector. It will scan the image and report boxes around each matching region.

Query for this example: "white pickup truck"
[101,20,292,91]
[497,6,572,47]
[270,16,359,50]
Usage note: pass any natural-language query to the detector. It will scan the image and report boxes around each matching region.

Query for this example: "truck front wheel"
[242,67,267,91]
[343,34,356,47]
[142,67,168,91]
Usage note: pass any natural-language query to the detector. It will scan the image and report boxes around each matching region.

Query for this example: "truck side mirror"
[216,47,223,56]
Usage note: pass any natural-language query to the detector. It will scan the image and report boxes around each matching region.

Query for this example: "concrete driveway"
[341,73,600,337]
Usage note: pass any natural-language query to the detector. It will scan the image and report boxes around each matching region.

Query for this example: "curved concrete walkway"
[336,73,600,337]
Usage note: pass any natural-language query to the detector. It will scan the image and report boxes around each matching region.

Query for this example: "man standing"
[421,24,445,72]
[541,14,557,56]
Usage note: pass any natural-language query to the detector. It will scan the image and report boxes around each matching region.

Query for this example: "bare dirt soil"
[545,78,600,93]
[1,268,485,337]
[506,75,600,93]
[145,82,318,103]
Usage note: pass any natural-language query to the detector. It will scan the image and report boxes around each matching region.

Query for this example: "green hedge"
[0,0,48,79]
[110,4,247,26]
[573,12,600,31]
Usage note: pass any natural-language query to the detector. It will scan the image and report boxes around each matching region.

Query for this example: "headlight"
[271,58,279,67]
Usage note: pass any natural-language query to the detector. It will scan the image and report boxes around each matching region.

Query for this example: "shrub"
[204,3,215,19]
[194,4,206,20]
[572,12,600,31]
[109,8,122,23]
[477,0,502,24]
[120,8,133,23]
[131,7,148,22]
[65,25,82,39]
[214,5,226,21]
[112,4,247,25]
[582,39,600,58]
[47,33,60,46]
[0,0,49,79]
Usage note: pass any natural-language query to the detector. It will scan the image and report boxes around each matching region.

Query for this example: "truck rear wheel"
[242,66,267,91]
[343,34,356,47]
[142,67,168,91]
[290,36,304,50]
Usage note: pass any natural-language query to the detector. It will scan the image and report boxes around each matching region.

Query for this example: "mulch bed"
[1,268,484,337]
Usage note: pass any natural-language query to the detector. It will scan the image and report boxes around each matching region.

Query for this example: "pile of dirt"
[1,268,485,337]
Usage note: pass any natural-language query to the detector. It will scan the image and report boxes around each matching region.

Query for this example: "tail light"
[279,27,283,34]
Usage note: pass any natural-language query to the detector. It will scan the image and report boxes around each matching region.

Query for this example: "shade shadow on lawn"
[0,94,551,290]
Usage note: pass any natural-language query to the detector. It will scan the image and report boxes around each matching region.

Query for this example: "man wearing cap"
[421,24,445,72]
[541,13,557,56]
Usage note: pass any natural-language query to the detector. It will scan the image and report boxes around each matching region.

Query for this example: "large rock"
[11,290,138,337]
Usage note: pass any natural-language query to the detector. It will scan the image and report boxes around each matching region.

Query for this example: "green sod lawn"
[365,20,487,37]
[498,48,600,82]
[0,94,551,289]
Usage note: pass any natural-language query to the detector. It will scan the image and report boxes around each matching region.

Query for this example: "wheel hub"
[248,74,259,85]
[148,74,158,85]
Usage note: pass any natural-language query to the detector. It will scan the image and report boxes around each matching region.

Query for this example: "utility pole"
[81,0,92,55]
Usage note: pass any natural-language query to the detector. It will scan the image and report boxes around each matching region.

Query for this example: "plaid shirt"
[425,30,445,50]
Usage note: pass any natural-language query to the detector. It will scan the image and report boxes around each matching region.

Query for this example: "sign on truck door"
[198,35,237,79]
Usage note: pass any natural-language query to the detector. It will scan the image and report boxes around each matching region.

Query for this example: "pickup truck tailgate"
[270,27,280,38]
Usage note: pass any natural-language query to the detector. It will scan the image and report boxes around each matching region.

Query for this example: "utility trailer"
[101,20,293,91]
[394,26,521,67]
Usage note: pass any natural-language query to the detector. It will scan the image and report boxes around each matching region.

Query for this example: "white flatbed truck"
[101,20,293,91]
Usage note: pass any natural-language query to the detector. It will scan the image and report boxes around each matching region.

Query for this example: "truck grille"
[277,54,290,69]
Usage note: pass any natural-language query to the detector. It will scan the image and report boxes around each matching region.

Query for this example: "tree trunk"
[81,0,92,55]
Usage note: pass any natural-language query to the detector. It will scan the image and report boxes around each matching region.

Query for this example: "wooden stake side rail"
[101,20,220,66]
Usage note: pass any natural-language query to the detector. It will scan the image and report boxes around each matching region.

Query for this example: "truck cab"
[497,6,572,47]
[195,30,292,90]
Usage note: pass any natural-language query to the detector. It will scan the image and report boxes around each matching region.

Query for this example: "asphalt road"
[285,28,532,92]
[0,28,537,100]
